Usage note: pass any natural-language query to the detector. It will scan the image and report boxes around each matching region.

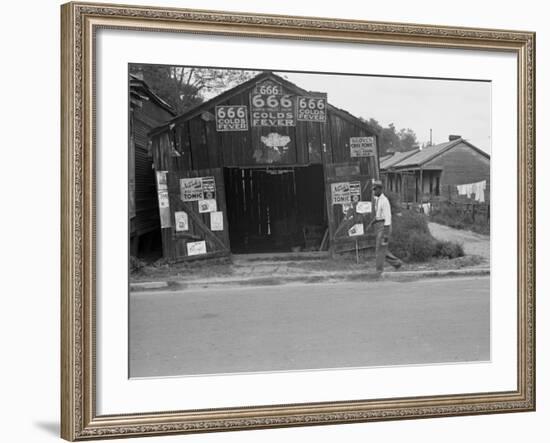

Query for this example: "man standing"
[372,180,402,274]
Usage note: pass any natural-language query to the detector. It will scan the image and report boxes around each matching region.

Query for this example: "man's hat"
[372,179,383,189]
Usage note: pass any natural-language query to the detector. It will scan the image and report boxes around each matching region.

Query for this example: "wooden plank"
[188,118,209,170]
[324,161,377,254]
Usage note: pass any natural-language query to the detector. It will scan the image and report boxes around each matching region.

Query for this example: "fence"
[428,199,490,225]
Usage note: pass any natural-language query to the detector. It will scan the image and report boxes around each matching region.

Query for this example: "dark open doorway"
[224,165,327,253]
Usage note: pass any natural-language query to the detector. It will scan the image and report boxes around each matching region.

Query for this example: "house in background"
[380,149,420,198]
[381,135,490,204]
[130,74,176,257]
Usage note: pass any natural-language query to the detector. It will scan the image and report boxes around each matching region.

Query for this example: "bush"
[130,255,145,274]
[389,209,435,262]
[435,240,465,259]
[407,232,437,262]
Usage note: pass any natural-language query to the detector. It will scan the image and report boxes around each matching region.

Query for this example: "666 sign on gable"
[215,105,248,131]
[214,79,328,131]
[250,80,296,127]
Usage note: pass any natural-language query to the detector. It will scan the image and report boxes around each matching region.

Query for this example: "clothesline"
[456,180,486,203]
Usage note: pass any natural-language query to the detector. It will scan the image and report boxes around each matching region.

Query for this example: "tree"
[361,118,419,156]
[397,128,419,151]
[130,65,258,115]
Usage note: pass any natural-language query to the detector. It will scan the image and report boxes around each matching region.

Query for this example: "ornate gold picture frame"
[61,1,535,440]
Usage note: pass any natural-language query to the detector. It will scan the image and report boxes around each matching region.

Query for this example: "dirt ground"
[428,222,490,261]
[130,248,486,284]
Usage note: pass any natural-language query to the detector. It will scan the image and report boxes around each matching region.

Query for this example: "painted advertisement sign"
[180,176,216,202]
[215,105,248,132]
[350,136,377,157]
[331,182,351,204]
[296,95,327,122]
[250,80,295,127]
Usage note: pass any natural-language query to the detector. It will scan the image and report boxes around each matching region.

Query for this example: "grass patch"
[430,203,490,235]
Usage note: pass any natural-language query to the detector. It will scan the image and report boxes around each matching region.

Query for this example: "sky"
[193,66,491,154]
[281,71,491,154]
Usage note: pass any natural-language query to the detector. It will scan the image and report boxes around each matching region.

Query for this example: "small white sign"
[174,211,188,232]
[158,191,170,209]
[156,171,168,191]
[356,201,372,214]
[348,223,364,237]
[210,211,224,231]
[342,203,353,214]
[187,240,207,256]
[198,199,217,213]
[350,181,361,202]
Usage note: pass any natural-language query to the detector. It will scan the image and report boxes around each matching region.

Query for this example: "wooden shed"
[381,136,490,203]
[148,72,380,261]
[129,74,176,256]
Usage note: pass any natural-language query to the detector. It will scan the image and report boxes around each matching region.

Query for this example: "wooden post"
[419,168,423,204]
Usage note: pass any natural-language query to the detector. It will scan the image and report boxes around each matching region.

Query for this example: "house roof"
[130,74,176,116]
[149,71,375,136]
[389,138,490,169]
[380,149,420,170]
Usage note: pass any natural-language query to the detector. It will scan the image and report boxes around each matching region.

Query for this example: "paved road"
[129,277,490,377]
[428,222,490,260]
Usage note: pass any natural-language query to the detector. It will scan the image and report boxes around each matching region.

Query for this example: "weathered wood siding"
[424,142,490,199]
[131,100,174,239]
[150,95,377,172]
[148,73,380,257]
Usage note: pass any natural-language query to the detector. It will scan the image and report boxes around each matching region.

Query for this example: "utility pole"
[429,128,433,146]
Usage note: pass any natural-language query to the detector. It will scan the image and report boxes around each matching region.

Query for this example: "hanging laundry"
[457,180,486,202]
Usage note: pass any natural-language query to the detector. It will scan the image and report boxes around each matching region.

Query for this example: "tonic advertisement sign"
[331,182,351,204]
[180,178,203,202]
[180,176,216,202]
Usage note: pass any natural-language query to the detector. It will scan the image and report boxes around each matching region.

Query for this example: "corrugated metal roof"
[129,74,176,115]
[380,149,420,170]
[390,139,467,168]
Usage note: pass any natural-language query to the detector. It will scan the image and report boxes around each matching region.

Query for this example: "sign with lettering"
[356,201,372,214]
[180,178,203,202]
[198,199,217,214]
[180,176,216,202]
[297,95,327,122]
[201,176,216,200]
[331,182,351,204]
[350,136,377,158]
[348,223,365,237]
[155,171,171,228]
[215,105,248,132]
[210,211,224,231]
[349,181,361,202]
[250,80,295,127]
[174,211,189,232]
[187,240,207,256]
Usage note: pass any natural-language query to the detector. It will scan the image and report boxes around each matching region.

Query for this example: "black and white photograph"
[128,64,491,378]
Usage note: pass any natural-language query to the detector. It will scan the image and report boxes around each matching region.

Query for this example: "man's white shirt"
[374,193,392,226]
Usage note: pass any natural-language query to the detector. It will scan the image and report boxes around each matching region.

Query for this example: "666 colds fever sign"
[215,105,248,132]
[297,95,327,122]
[250,80,295,127]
